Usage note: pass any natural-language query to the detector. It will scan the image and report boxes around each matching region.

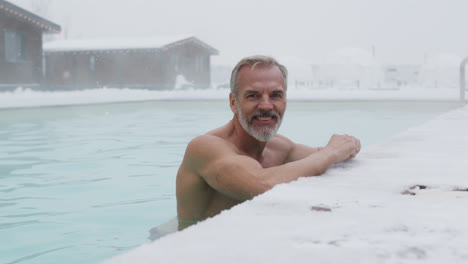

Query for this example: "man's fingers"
[347,137,360,160]
[328,134,361,161]
[354,138,360,151]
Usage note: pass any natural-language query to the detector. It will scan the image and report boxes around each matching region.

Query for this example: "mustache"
[249,110,280,120]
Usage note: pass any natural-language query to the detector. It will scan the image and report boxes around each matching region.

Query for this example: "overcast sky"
[9,0,468,65]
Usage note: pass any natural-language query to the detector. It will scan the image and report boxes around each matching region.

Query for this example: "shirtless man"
[176,55,360,230]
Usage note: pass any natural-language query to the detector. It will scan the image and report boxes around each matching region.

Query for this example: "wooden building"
[43,36,219,90]
[0,0,60,90]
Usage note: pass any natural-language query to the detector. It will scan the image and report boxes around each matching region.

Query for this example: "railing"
[460,57,468,102]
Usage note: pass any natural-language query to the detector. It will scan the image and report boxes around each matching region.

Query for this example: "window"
[4,30,27,63]
[89,55,96,72]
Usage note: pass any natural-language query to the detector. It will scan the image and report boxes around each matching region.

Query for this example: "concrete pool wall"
[103,104,468,264]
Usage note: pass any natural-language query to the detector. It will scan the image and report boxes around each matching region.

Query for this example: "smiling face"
[230,64,287,142]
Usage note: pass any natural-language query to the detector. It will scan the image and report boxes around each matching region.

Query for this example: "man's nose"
[258,95,274,111]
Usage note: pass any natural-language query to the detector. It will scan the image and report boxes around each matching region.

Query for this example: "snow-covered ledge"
[103,105,468,264]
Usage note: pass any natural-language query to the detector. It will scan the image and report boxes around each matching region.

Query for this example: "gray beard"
[236,103,282,142]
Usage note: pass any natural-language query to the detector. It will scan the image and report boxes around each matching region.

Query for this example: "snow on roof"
[102,104,468,264]
[43,35,217,53]
[0,0,61,33]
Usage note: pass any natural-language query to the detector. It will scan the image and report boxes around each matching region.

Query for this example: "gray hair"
[230,55,288,97]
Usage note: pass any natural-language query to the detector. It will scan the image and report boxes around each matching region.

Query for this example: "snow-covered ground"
[102,104,468,264]
[0,87,463,109]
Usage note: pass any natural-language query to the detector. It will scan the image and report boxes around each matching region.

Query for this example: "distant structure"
[278,50,461,93]
[0,0,61,90]
[460,56,468,102]
[383,64,420,88]
[308,48,383,90]
[43,36,219,90]
[420,53,460,90]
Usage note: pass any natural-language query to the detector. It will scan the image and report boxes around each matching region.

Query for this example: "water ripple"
[0,188,16,193]
[0,196,57,202]
[128,174,154,178]
[5,246,73,264]
[1,212,68,218]
[109,244,140,252]
[0,220,40,230]
[0,159,42,165]
[2,178,112,192]
[92,197,164,208]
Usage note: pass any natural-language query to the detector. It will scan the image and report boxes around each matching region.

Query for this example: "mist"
[8,0,468,64]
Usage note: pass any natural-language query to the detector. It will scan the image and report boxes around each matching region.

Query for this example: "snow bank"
[0,87,229,109]
[102,104,468,264]
[0,87,462,109]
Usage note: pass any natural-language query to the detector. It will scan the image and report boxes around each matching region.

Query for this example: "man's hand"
[322,134,361,163]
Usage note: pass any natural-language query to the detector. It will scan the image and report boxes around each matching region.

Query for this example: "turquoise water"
[0,100,461,264]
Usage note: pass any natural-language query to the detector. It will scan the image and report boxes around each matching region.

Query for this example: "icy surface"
[0,87,461,109]
[102,104,468,264]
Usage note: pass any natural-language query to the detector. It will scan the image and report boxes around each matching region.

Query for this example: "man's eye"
[272,93,282,98]
[247,94,257,98]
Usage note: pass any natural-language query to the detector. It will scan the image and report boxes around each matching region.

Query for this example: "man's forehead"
[238,64,284,85]
[239,63,281,74]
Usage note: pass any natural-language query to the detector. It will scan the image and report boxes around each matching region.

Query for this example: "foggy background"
[8,0,468,65]
[2,2,467,264]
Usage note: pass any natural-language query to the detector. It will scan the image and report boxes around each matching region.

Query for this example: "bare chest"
[258,148,288,168]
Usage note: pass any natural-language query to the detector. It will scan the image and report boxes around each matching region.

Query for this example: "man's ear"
[229,93,238,114]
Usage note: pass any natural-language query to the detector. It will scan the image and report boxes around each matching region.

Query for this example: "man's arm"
[286,142,321,163]
[284,134,360,163]
[185,134,360,202]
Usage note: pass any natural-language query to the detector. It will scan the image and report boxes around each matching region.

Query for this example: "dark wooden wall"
[45,41,212,90]
[0,13,42,89]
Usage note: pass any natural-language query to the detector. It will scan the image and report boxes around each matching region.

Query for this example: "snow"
[0,87,463,109]
[174,75,192,90]
[43,35,194,52]
[101,104,468,264]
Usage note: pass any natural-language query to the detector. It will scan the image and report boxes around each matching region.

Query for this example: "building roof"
[0,0,61,33]
[43,36,219,55]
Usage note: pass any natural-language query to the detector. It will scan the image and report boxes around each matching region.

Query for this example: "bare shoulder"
[183,134,236,168]
[187,134,234,153]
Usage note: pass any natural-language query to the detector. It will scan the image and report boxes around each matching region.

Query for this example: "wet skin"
[176,65,361,230]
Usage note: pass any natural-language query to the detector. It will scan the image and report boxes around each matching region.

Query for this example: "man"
[176,55,360,230]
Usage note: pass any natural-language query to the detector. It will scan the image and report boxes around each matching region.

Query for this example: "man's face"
[231,65,287,142]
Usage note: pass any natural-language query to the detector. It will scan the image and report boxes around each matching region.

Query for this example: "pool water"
[0,100,461,264]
